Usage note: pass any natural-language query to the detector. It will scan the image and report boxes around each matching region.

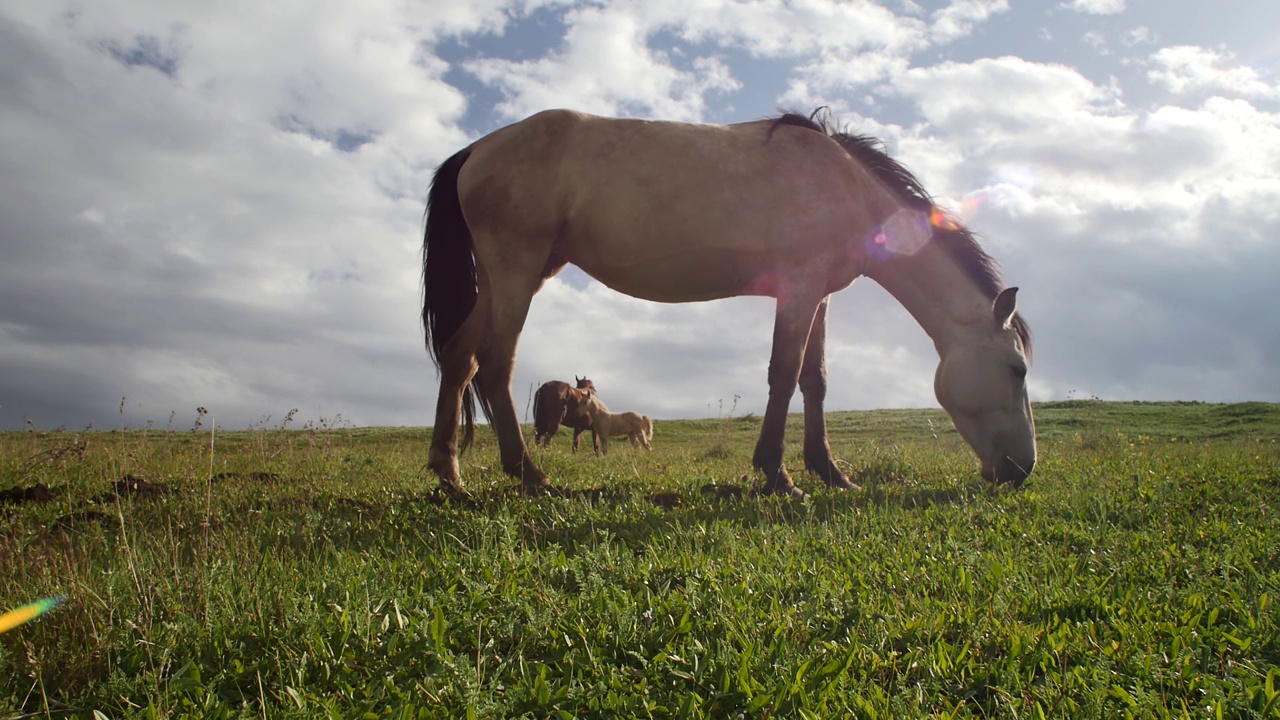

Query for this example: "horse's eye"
[1012,365,1027,380]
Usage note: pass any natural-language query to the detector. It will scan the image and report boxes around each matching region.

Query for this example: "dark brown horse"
[532,376,596,450]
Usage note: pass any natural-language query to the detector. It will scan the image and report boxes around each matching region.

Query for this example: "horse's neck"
[866,241,992,356]
[589,401,613,422]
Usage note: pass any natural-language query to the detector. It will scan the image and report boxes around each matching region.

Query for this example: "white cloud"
[1062,0,1126,15]
[1148,45,1279,100]
[0,0,507,429]
[895,56,1124,135]
[465,6,739,122]
[930,0,1009,44]
[462,0,955,123]
[779,52,912,110]
[1120,26,1154,47]
[2,0,1279,434]
[880,56,1279,250]
[655,0,926,57]
[463,0,1012,126]
[1082,30,1108,55]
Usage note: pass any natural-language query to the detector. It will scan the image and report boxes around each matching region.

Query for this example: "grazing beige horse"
[422,108,1035,499]
[579,389,653,453]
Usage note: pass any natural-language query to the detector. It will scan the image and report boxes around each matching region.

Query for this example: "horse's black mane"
[771,108,1032,359]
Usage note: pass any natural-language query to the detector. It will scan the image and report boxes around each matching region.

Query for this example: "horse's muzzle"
[983,456,1035,487]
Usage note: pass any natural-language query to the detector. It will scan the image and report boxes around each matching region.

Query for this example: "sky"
[1,0,1277,431]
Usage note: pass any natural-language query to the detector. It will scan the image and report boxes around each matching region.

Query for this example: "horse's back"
[457,111,893,303]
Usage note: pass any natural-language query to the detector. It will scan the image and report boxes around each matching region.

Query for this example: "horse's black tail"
[423,146,483,451]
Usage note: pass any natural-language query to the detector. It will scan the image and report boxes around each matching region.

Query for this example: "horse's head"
[933,287,1036,486]
[575,375,595,390]
[577,388,603,418]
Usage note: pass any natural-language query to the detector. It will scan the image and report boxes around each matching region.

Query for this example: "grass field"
[2,400,1279,718]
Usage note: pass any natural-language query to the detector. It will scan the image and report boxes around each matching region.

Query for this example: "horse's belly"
[572,246,772,303]
[568,227,865,302]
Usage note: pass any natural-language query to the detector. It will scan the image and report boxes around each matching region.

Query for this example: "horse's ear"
[575,375,582,383]
[993,287,1018,328]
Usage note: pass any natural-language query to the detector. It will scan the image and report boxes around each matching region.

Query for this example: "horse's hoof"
[517,468,553,489]
[823,475,862,491]
[431,482,474,505]
[755,481,804,498]
[520,481,562,498]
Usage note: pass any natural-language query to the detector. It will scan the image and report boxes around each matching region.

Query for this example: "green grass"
[2,401,1279,718]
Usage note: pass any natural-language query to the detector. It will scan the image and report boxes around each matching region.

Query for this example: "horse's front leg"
[475,346,551,493]
[572,427,583,452]
[752,286,824,496]
[799,297,858,490]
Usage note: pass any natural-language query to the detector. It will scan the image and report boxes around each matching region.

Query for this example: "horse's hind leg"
[427,296,486,499]
[798,297,857,490]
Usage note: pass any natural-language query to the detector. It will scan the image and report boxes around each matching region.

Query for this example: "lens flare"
[932,193,988,230]
[0,595,65,634]
[929,207,961,232]
[865,193,988,258]
[870,208,931,256]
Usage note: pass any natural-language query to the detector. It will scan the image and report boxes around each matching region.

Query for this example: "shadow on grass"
[251,474,1004,562]
[22,467,1005,571]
